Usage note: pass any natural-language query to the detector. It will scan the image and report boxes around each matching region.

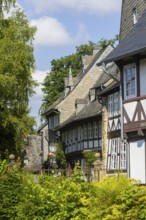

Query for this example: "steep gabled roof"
[42,46,112,116]
[102,9,146,64]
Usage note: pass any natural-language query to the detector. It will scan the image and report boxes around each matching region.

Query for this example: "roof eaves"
[99,9,146,65]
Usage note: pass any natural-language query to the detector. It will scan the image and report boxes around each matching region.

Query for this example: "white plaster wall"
[130,140,145,183]
[140,59,146,96]
[124,102,137,122]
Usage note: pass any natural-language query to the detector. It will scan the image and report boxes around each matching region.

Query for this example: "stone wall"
[24,135,42,172]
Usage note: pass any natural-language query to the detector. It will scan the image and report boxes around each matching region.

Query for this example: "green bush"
[0,160,23,220]
[1,160,146,220]
[16,173,98,220]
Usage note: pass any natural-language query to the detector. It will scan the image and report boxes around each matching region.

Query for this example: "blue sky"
[17,0,122,128]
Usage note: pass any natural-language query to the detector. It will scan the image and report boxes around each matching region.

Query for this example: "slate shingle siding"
[120,0,146,42]
[102,9,146,63]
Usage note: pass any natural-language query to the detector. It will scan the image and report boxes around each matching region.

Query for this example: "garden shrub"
[0,160,23,220]
[1,160,146,220]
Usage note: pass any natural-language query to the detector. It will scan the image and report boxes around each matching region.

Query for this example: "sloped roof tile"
[102,9,146,64]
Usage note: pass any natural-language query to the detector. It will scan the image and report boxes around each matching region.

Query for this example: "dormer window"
[132,7,137,24]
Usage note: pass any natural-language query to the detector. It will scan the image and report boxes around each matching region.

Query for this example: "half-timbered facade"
[101,3,146,183]
[56,63,119,178]
[42,45,114,172]
[59,99,102,171]
[98,74,127,173]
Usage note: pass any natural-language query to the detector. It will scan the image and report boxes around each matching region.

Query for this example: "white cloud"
[32,69,49,96]
[75,23,91,45]
[31,17,91,47]
[28,0,121,15]
[31,17,72,46]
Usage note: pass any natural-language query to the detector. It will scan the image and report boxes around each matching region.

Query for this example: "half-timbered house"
[42,45,114,170]
[100,0,146,183]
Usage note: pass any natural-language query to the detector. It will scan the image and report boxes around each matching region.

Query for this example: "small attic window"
[132,7,137,24]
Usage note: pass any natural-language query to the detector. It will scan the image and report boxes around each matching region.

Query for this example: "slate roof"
[57,100,102,130]
[99,80,119,96]
[42,46,108,116]
[93,63,119,89]
[42,93,64,116]
[101,9,146,64]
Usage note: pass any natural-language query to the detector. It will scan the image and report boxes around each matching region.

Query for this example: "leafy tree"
[0,1,36,159]
[98,34,119,48]
[0,0,15,14]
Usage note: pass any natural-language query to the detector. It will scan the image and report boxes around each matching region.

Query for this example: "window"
[108,92,120,117]
[83,124,87,139]
[80,126,83,140]
[120,142,126,169]
[110,139,118,170]
[99,121,102,138]
[124,64,136,99]
[132,8,137,24]
[93,122,98,138]
[107,138,127,171]
[88,123,93,138]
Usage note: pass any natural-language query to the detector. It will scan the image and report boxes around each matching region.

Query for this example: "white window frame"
[93,122,98,138]
[120,142,126,169]
[132,7,137,24]
[107,138,127,171]
[110,138,118,170]
[108,92,120,117]
[124,64,137,99]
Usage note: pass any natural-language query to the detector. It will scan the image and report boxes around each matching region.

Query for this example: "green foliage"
[55,142,67,168]
[1,160,146,220]
[102,180,146,220]
[41,42,94,113]
[83,150,96,167]
[0,160,23,219]
[98,34,119,48]
[76,41,95,56]
[0,0,15,14]
[0,2,36,158]
[17,173,97,220]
